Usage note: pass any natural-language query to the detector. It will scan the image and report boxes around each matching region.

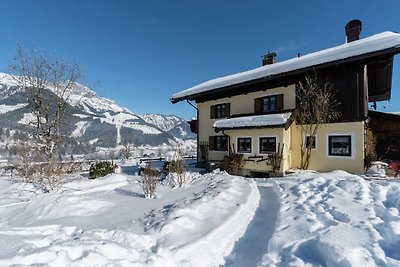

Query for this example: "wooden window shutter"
[277,94,284,110]
[254,98,262,114]
[226,103,230,117]
[224,136,229,151]
[209,136,215,151]
[210,105,216,119]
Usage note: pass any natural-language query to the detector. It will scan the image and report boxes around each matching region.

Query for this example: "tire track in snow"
[223,183,279,267]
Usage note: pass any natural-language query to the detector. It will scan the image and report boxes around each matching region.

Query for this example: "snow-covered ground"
[0,171,259,266]
[1,169,399,266]
[261,171,400,267]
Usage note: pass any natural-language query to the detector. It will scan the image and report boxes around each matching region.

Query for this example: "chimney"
[345,19,362,43]
[262,52,277,66]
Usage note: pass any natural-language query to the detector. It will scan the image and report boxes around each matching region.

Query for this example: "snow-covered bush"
[89,161,114,179]
[140,165,159,198]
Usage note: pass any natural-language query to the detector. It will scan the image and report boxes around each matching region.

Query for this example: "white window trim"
[306,135,318,150]
[236,136,253,154]
[258,135,280,155]
[326,133,355,159]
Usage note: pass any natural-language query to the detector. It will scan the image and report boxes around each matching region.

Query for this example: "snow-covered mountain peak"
[140,114,185,132]
[67,82,133,114]
[0,72,195,149]
[0,73,133,115]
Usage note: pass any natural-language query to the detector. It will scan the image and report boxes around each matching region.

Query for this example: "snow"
[73,113,90,118]
[18,112,37,125]
[88,138,99,145]
[2,167,400,266]
[214,112,292,129]
[140,114,183,132]
[172,31,400,101]
[260,171,400,266]
[98,112,162,135]
[0,170,259,266]
[0,103,27,114]
[71,121,90,137]
[0,73,18,86]
[164,150,181,162]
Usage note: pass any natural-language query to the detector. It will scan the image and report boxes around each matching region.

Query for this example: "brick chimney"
[262,52,277,66]
[345,19,362,43]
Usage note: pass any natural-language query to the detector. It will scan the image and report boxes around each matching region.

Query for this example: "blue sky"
[0,1,399,119]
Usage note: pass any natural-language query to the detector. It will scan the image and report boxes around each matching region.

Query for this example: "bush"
[140,165,160,198]
[89,161,114,179]
[365,127,377,169]
[227,153,246,175]
[168,159,186,187]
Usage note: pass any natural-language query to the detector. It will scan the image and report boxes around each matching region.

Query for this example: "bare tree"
[121,138,133,160]
[14,141,34,179]
[8,44,84,179]
[295,73,340,169]
[140,164,159,199]
[168,149,187,187]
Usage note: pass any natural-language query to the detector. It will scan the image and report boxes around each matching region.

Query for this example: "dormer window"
[210,103,230,119]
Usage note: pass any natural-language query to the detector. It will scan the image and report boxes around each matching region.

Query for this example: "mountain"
[0,73,195,155]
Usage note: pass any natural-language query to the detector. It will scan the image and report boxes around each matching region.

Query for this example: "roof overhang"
[171,32,400,104]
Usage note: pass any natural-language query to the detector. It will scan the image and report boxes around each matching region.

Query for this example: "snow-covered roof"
[213,112,292,129]
[172,31,400,102]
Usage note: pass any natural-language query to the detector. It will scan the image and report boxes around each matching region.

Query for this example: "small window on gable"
[328,135,351,157]
[238,137,252,153]
[210,103,230,119]
[306,136,316,149]
[259,137,276,154]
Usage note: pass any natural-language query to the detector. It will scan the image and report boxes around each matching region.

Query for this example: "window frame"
[328,135,352,157]
[215,135,228,152]
[237,137,252,154]
[213,103,229,119]
[262,95,278,113]
[305,135,317,150]
[259,136,277,154]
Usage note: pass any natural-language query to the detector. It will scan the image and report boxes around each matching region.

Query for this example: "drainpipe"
[186,99,198,111]
[221,130,232,155]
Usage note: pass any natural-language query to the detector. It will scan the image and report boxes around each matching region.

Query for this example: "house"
[171,20,400,176]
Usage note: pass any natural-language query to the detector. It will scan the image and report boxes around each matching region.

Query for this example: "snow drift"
[0,171,259,266]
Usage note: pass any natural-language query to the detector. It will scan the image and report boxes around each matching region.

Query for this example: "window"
[215,136,228,151]
[210,103,230,119]
[328,135,351,156]
[238,137,252,153]
[259,137,276,154]
[263,96,277,112]
[255,94,283,114]
[306,136,316,149]
[209,136,228,151]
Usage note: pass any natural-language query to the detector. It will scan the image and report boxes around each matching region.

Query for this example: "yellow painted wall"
[224,128,290,173]
[197,84,295,161]
[290,121,365,174]
[196,83,365,174]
